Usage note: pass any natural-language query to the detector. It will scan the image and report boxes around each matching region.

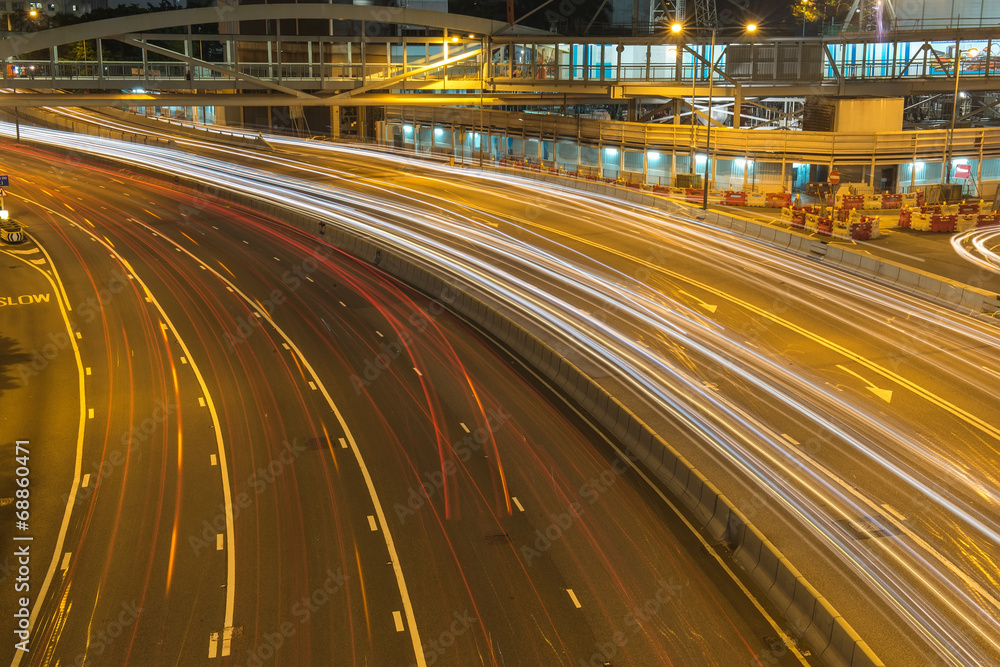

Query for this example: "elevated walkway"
[380,106,1000,199]
[0,6,997,107]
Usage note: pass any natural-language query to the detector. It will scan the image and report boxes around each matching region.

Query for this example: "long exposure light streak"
[7,119,1000,664]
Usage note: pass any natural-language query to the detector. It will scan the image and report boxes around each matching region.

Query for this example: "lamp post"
[943,45,977,185]
[702,26,717,210]
[671,21,756,210]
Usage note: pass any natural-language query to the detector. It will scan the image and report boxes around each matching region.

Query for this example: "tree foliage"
[791,0,821,25]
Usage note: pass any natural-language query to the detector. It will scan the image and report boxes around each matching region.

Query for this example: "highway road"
[4,112,1000,664]
[33,110,1000,666]
[0,137,800,665]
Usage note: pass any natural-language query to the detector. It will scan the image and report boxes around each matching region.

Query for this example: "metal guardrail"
[385,106,1000,166]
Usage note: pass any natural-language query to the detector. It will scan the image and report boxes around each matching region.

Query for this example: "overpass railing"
[4,32,1000,93]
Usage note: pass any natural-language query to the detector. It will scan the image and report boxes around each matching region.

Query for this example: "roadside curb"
[482,166,1000,320]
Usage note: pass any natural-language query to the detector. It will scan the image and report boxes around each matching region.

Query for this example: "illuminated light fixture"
[648,151,660,158]
[468,34,475,38]
[403,125,413,132]
[968,48,980,58]
[792,162,802,168]
[671,22,682,33]
[914,161,924,167]
[695,154,706,163]
[746,23,757,32]
[0,210,8,220]
[434,128,444,135]
[451,36,459,42]
[604,147,618,155]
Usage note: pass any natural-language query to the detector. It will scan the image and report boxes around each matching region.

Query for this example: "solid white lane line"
[567,589,582,608]
[81,474,90,488]
[137,223,425,665]
[211,454,218,466]
[6,238,87,667]
[460,422,470,433]
[29,237,72,310]
[368,515,378,532]
[393,611,404,632]
[89,233,238,640]
[512,497,524,512]
[60,552,71,571]
[781,433,800,446]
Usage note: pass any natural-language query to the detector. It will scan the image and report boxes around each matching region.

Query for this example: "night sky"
[449,0,799,35]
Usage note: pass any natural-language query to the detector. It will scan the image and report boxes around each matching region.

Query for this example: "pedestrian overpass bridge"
[0,4,998,124]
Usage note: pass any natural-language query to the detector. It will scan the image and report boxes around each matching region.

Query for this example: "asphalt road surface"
[0,138,801,666]
[5,113,1000,665]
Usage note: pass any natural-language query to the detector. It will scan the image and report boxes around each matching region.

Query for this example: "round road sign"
[829,170,841,185]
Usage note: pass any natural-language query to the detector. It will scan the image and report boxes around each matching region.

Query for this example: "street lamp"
[673,21,757,210]
[943,45,977,186]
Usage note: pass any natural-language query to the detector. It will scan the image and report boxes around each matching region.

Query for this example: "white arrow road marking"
[836,364,893,403]
[678,289,718,313]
